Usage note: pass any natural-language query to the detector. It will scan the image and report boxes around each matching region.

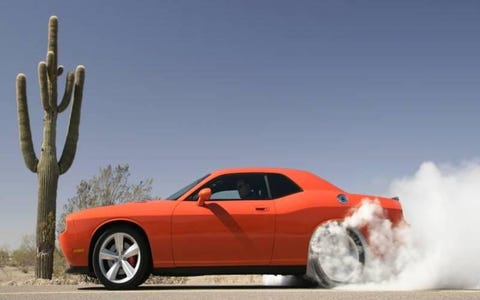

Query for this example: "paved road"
[1,284,479,300]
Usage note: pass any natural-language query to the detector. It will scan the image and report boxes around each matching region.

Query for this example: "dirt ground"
[0,266,90,286]
[0,266,264,286]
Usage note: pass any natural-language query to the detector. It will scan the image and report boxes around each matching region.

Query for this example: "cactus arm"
[46,51,56,79]
[16,74,39,173]
[57,71,74,113]
[47,17,58,109]
[38,62,50,112]
[48,16,58,67]
[46,51,57,109]
[58,66,85,175]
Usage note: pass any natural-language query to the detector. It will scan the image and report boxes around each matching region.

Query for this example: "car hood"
[66,199,177,221]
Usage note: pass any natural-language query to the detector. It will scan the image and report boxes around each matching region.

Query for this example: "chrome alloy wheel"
[314,227,361,283]
[97,232,141,284]
[308,223,365,287]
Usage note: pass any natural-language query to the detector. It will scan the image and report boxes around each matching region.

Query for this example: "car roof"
[209,167,343,192]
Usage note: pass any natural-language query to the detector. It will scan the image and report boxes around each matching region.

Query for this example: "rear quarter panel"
[270,190,403,265]
[271,190,352,265]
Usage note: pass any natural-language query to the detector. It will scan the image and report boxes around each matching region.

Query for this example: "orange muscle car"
[59,167,403,289]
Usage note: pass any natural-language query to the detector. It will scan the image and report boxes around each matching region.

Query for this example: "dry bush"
[53,247,67,278]
[0,247,9,268]
[10,235,35,273]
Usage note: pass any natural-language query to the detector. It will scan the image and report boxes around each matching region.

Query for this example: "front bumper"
[59,221,91,268]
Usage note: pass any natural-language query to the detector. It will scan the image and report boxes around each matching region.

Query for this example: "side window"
[212,190,240,200]
[268,173,302,199]
[187,173,269,201]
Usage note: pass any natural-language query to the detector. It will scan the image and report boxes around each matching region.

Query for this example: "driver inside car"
[236,179,257,199]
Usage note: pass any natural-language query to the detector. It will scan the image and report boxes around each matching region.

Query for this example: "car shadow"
[78,284,310,291]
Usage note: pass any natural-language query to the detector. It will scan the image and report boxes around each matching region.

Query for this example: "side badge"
[337,194,348,205]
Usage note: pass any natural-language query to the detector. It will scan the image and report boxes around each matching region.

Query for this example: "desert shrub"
[0,247,10,268]
[58,164,153,233]
[55,164,154,278]
[11,235,36,273]
[53,247,67,278]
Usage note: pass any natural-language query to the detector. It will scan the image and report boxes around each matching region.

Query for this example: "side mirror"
[198,188,212,206]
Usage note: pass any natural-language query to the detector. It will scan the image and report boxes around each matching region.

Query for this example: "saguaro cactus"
[16,16,85,279]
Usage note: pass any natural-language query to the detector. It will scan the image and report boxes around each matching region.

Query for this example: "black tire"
[92,226,151,289]
[291,275,318,287]
[307,222,365,288]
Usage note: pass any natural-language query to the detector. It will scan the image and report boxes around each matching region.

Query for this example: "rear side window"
[268,173,302,199]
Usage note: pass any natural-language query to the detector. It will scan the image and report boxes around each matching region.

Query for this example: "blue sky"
[1,0,480,248]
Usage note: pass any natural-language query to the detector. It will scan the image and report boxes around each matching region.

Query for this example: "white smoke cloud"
[264,161,480,290]
[342,199,411,286]
[383,161,480,289]
[342,161,480,290]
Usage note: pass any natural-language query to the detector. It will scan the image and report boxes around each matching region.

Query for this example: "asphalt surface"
[1,285,480,300]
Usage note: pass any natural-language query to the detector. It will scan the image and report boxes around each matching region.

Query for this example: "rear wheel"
[307,222,365,288]
[92,226,150,289]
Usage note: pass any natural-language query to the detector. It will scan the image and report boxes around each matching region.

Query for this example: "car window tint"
[268,173,302,199]
[188,173,269,201]
[211,190,241,200]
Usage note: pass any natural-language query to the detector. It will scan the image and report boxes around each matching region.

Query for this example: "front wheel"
[92,226,151,289]
[306,222,366,288]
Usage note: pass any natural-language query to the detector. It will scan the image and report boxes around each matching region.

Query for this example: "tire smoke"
[342,161,480,289]
[377,161,480,289]
[264,161,480,289]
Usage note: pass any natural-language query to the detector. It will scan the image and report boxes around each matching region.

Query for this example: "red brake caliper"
[127,256,137,267]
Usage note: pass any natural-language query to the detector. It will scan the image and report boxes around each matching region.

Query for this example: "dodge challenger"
[59,167,403,289]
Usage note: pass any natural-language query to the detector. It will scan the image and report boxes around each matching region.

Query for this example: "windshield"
[165,174,210,200]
